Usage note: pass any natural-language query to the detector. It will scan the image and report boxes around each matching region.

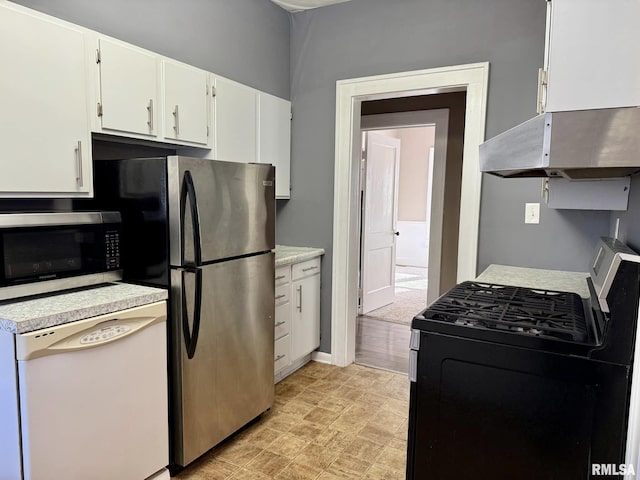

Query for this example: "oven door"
[407,331,629,480]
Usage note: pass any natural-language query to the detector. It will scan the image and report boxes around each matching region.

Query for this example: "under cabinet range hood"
[479,107,640,180]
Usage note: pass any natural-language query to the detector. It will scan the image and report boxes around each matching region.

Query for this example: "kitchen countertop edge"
[0,284,168,335]
[476,264,590,298]
[275,245,325,267]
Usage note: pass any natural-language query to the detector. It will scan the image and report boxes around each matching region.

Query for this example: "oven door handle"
[181,268,203,359]
[180,170,203,266]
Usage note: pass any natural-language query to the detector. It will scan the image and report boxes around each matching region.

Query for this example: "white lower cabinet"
[291,259,321,360]
[274,258,321,378]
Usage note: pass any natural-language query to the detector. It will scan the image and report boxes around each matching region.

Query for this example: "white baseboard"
[311,351,332,364]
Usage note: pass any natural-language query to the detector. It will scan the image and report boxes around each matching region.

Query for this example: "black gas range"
[407,238,640,480]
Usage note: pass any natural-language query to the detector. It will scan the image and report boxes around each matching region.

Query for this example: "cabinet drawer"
[291,258,320,281]
[275,284,290,306]
[274,334,291,373]
[275,301,290,339]
[275,266,291,286]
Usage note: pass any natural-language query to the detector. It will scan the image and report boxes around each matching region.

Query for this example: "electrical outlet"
[525,203,540,224]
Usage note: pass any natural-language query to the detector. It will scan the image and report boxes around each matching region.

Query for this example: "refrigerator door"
[167,157,275,266]
[170,252,275,467]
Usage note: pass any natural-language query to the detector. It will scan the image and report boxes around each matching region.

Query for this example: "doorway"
[330,63,489,368]
[356,110,454,372]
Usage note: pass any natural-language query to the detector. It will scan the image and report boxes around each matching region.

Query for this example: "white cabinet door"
[0,4,91,196]
[163,60,210,146]
[291,272,321,360]
[98,38,158,137]
[213,76,257,163]
[258,92,291,199]
[544,0,640,112]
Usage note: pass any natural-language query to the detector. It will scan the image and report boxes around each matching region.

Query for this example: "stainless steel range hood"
[479,107,640,180]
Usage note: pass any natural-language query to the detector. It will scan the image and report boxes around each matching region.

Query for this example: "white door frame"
[331,62,489,367]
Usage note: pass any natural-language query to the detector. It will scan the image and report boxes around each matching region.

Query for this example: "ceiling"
[270,0,353,12]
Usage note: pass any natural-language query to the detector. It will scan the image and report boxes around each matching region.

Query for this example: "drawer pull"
[275,294,286,300]
[275,275,286,280]
[275,321,286,327]
[275,354,286,362]
[302,266,318,272]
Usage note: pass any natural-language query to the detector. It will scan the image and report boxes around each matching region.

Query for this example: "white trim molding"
[330,62,489,367]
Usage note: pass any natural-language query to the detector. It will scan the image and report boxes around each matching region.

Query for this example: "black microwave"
[0,212,122,301]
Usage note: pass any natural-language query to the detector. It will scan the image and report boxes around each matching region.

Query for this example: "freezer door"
[170,252,275,467]
[167,157,275,266]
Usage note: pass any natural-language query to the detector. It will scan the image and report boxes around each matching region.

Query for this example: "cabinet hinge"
[206,85,209,96]
[290,111,293,121]
[211,86,217,97]
[357,287,363,306]
[206,125,210,137]
[536,68,548,114]
[97,102,103,117]
[95,49,101,64]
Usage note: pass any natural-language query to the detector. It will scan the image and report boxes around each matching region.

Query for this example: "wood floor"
[355,316,411,374]
[355,266,424,374]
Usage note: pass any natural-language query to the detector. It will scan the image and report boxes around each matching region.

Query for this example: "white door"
[0,4,91,195]
[361,132,401,314]
[98,38,158,137]
[213,75,257,163]
[163,60,210,145]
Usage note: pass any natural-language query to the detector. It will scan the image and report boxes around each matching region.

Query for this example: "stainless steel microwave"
[0,212,122,301]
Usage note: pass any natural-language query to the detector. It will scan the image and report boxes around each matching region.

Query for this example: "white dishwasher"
[15,301,169,480]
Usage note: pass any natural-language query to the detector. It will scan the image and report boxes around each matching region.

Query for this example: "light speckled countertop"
[476,264,590,298]
[0,283,168,334]
[275,245,325,267]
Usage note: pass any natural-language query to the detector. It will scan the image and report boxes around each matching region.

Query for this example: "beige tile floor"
[175,361,409,479]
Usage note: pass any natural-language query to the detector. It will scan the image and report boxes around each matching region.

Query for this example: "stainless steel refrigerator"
[92,156,275,468]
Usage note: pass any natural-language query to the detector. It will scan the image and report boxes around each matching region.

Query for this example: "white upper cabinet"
[0,3,92,197]
[163,60,210,146]
[541,0,640,112]
[212,75,257,163]
[97,38,159,137]
[257,92,291,199]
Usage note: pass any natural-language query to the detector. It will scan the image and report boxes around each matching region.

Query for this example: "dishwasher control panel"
[80,325,131,345]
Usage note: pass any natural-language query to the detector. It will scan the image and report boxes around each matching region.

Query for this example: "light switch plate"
[525,203,540,224]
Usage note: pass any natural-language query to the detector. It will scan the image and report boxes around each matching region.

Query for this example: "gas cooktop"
[420,281,590,343]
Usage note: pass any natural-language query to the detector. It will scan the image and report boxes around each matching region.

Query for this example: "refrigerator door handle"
[180,170,203,266]
[181,268,203,359]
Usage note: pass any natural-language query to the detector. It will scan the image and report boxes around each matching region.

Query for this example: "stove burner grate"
[424,281,588,342]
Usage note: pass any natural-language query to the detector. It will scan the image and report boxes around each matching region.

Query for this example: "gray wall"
[614,176,640,251]
[277,0,610,353]
[11,0,290,99]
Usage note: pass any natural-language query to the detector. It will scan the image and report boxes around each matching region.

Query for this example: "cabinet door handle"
[275,294,286,300]
[302,266,318,272]
[147,99,154,131]
[275,354,286,362]
[275,321,286,327]
[75,141,83,188]
[297,285,303,312]
[173,104,180,136]
[275,275,286,281]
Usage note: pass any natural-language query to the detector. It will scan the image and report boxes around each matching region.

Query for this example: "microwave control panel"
[105,230,121,270]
